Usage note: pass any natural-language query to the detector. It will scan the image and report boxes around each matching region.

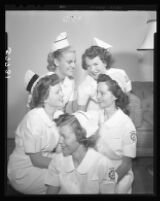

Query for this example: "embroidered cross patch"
[130,131,137,142]
[108,167,116,181]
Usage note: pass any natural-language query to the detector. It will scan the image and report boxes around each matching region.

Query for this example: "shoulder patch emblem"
[130,131,137,142]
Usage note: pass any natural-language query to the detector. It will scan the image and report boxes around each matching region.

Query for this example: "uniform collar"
[61,76,73,87]
[37,108,56,127]
[76,148,99,174]
[58,149,99,174]
[100,108,124,127]
[47,72,73,87]
[56,149,101,181]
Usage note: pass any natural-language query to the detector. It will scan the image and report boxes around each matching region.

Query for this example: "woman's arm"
[28,152,52,169]
[77,104,86,111]
[65,100,78,113]
[46,185,60,194]
[77,83,90,112]
[116,156,132,183]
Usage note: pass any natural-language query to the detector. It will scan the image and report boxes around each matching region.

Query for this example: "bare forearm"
[29,152,52,169]
[77,105,86,111]
[65,100,78,113]
[116,158,132,182]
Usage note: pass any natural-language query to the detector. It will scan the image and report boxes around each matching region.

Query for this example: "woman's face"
[97,82,116,109]
[85,56,107,80]
[56,51,76,78]
[45,83,64,109]
[59,124,79,157]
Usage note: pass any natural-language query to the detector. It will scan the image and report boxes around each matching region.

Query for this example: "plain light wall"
[6,10,155,138]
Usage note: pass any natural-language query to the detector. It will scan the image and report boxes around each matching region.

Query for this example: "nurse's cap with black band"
[24,70,39,93]
[93,37,112,51]
[51,32,70,52]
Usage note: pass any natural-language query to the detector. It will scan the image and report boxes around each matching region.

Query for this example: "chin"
[62,151,70,157]
[99,103,105,109]
[91,74,99,80]
[67,73,74,78]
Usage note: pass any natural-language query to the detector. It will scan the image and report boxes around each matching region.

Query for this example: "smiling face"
[97,82,116,109]
[85,56,107,80]
[59,124,80,157]
[55,50,76,78]
[45,83,64,108]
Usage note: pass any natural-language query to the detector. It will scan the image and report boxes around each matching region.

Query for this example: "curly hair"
[29,74,60,109]
[82,46,113,70]
[47,46,75,72]
[97,74,130,115]
[55,113,98,148]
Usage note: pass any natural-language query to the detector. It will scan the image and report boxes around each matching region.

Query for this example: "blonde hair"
[47,46,75,72]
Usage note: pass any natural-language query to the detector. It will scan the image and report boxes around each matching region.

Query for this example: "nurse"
[25,32,77,113]
[96,74,137,194]
[45,112,117,194]
[8,73,63,194]
[77,37,132,112]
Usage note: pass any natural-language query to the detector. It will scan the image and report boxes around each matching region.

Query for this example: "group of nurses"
[25,32,77,114]
[77,37,132,112]
[76,38,137,194]
[8,32,137,194]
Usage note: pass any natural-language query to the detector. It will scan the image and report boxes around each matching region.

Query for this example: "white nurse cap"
[108,71,127,93]
[24,70,54,94]
[24,70,39,93]
[94,37,112,51]
[51,32,70,52]
[74,111,99,137]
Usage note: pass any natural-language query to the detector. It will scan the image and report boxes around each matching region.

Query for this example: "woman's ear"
[54,58,59,67]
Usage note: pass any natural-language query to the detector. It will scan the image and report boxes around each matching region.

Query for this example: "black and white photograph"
[5,5,156,196]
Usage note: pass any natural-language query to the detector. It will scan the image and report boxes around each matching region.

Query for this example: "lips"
[61,144,65,149]
[68,68,75,72]
[68,70,74,74]
[91,72,100,77]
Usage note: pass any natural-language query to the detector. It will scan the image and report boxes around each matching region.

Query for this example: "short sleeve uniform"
[96,108,137,193]
[7,108,60,194]
[45,148,117,194]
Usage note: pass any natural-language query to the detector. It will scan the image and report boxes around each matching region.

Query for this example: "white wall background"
[6,10,155,138]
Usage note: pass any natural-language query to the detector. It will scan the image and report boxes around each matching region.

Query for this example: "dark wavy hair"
[29,74,60,109]
[82,46,113,70]
[47,46,75,72]
[55,113,99,148]
[97,74,130,115]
